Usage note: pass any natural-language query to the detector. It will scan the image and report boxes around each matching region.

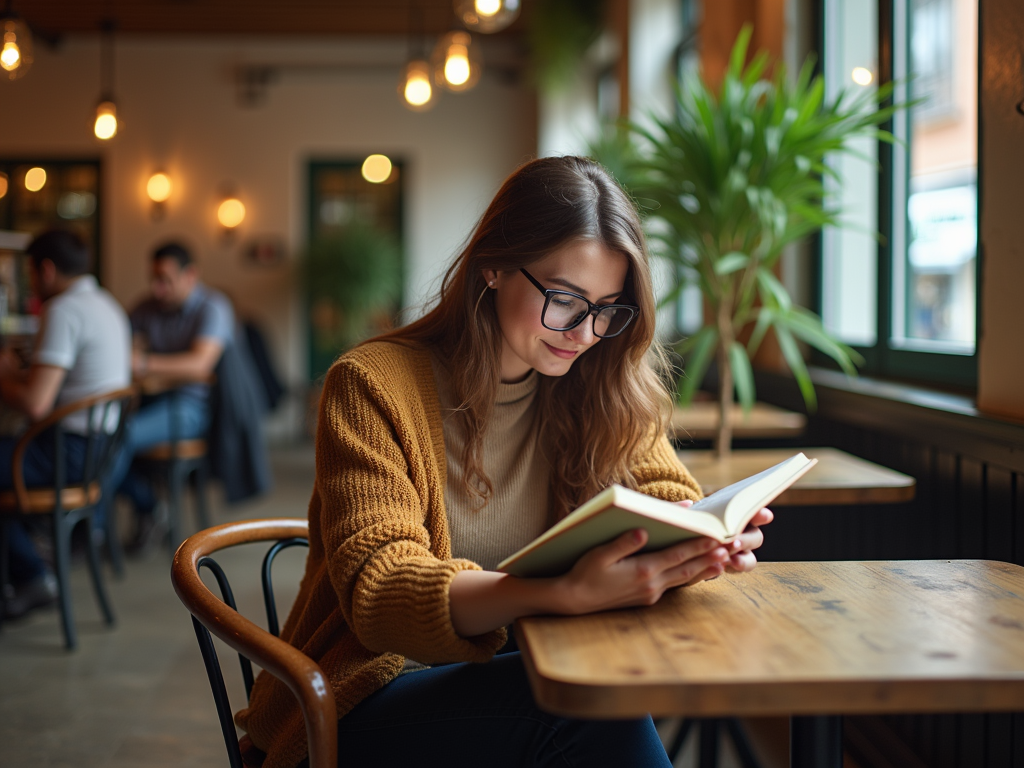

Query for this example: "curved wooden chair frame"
[0,385,138,648]
[171,518,337,768]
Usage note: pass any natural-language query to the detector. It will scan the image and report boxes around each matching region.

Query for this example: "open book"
[497,452,817,578]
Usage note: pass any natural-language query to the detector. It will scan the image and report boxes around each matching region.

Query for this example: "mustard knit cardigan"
[235,340,702,768]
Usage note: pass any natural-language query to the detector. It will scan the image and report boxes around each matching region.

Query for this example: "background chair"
[171,518,336,768]
[0,386,137,649]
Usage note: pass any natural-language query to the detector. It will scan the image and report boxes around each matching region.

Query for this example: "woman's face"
[484,239,630,382]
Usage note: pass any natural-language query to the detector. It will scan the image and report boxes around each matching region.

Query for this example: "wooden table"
[516,560,1024,767]
[671,402,807,441]
[677,446,916,505]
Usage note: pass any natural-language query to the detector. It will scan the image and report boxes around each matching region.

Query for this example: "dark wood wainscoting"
[733,370,1024,768]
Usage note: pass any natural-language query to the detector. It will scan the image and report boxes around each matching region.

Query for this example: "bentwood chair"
[0,386,137,649]
[171,518,336,768]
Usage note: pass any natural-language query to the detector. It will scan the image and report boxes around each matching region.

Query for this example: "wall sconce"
[454,0,520,34]
[432,31,481,93]
[24,166,46,192]
[0,5,33,81]
[94,100,119,140]
[361,154,393,184]
[217,196,246,234]
[0,172,8,200]
[146,172,171,219]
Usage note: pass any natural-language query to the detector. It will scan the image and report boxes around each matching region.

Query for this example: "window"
[819,0,978,387]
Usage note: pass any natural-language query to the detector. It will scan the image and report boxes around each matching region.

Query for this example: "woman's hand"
[552,529,727,615]
[676,499,773,576]
[447,504,773,637]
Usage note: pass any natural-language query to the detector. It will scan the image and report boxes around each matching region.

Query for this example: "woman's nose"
[564,315,597,345]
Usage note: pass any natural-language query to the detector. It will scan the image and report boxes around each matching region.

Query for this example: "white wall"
[0,35,535,439]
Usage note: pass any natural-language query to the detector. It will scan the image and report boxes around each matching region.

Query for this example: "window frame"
[813,0,980,391]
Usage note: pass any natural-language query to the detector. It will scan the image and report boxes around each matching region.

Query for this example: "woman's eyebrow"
[547,276,623,301]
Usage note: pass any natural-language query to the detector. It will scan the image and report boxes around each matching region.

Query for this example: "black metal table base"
[665,717,763,768]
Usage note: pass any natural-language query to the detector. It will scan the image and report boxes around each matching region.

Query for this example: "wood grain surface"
[516,560,1024,719]
[671,402,807,441]
[677,447,916,505]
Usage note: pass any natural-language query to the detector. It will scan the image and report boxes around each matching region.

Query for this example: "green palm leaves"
[596,25,901,413]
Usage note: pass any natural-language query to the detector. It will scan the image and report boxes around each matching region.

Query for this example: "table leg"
[790,715,842,768]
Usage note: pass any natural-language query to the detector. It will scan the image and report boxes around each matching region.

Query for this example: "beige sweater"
[432,355,551,571]
[235,340,702,768]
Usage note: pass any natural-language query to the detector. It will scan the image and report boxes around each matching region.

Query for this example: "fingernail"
[633,529,645,543]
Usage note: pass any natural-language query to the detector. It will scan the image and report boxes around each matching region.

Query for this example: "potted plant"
[303,221,402,377]
[595,26,901,455]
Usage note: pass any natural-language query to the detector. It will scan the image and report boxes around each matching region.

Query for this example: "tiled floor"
[0,444,782,768]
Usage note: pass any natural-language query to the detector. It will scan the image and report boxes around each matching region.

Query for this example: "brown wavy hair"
[375,156,672,517]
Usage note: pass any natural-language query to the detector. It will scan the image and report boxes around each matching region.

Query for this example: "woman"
[237,156,771,768]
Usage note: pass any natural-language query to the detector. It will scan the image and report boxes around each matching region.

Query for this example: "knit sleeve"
[630,430,703,503]
[315,357,506,664]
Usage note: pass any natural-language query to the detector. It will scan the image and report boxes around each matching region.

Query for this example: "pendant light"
[0,1,33,81]
[432,30,481,93]
[454,0,520,34]
[398,2,436,112]
[93,20,119,140]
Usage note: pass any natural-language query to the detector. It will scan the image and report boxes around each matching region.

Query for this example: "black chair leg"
[194,460,211,530]
[0,519,9,630]
[83,512,115,626]
[52,513,77,650]
[167,461,184,551]
[105,500,126,579]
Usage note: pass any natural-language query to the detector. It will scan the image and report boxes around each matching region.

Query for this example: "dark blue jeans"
[102,393,209,523]
[319,651,672,768]
[0,432,89,585]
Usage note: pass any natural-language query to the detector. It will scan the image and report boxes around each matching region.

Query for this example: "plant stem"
[715,300,734,457]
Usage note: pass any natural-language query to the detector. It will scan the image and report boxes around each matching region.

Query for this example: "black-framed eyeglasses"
[519,268,639,338]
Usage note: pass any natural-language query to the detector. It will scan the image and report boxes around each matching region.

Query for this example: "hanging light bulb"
[454,0,520,34]
[0,9,33,81]
[94,100,118,139]
[92,19,120,140]
[432,31,481,93]
[399,59,436,111]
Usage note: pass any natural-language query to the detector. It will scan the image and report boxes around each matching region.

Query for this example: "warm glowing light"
[475,0,501,16]
[405,73,432,106]
[0,41,19,70]
[433,31,480,92]
[444,46,471,86]
[24,167,46,192]
[0,173,8,199]
[217,198,246,228]
[455,0,519,33]
[0,18,31,79]
[147,173,172,203]
[852,67,873,86]
[94,101,118,140]
[361,154,393,184]
[399,60,436,112]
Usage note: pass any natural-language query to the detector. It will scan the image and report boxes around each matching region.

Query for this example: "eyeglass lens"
[544,294,633,337]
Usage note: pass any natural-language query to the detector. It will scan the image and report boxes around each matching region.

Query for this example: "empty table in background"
[676,446,916,505]
[671,401,807,441]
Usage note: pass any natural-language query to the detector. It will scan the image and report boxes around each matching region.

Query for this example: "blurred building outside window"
[821,0,978,373]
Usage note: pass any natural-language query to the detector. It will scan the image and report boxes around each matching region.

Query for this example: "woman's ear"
[482,268,499,288]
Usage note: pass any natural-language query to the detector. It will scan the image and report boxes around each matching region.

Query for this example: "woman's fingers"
[725,550,758,573]
[749,507,774,527]
[582,528,650,569]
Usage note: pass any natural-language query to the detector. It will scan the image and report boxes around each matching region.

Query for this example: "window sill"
[754,367,1024,474]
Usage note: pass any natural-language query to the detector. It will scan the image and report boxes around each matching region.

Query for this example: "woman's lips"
[543,341,579,359]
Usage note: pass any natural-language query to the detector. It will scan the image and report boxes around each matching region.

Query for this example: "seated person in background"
[111,241,234,551]
[0,229,130,620]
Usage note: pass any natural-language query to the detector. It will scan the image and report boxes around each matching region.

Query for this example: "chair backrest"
[11,385,138,511]
[170,519,336,768]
